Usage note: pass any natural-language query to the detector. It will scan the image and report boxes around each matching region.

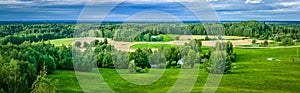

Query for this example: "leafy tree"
[73,47,94,72]
[57,45,73,70]
[31,66,56,93]
[281,38,294,46]
[128,60,136,73]
[96,53,104,67]
[38,55,56,74]
[103,53,113,68]
[183,49,198,68]
[74,41,81,47]
[205,42,232,74]
[149,51,166,65]
[131,48,150,69]
[252,39,257,44]
[112,51,130,69]
[83,42,89,47]
[103,38,108,44]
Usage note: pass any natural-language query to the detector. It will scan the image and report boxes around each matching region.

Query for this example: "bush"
[128,60,136,73]
[175,36,180,40]
[135,67,142,73]
[205,42,233,74]
[74,41,81,47]
[281,38,294,46]
[205,36,210,40]
[38,55,56,74]
[73,48,94,72]
[139,67,150,73]
[157,63,166,69]
[83,42,89,47]
[252,39,256,44]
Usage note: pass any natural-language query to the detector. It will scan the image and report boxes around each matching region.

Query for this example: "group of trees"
[204,41,235,74]
[0,24,74,45]
[0,41,72,92]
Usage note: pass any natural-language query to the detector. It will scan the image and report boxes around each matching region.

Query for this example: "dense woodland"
[1,21,300,45]
[0,20,298,92]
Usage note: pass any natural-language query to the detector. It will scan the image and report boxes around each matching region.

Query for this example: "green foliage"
[111,51,130,69]
[38,55,56,74]
[182,49,198,68]
[95,43,116,68]
[149,51,166,65]
[56,45,73,70]
[252,39,257,44]
[280,38,294,46]
[103,53,113,67]
[163,47,181,62]
[157,63,166,69]
[205,50,229,74]
[73,47,94,72]
[205,42,233,74]
[31,67,56,93]
[74,41,81,47]
[128,60,136,73]
[0,59,37,93]
[130,48,150,69]
[83,42,89,48]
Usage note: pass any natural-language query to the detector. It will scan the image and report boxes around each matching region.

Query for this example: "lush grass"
[156,34,178,42]
[130,43,176,49]
[49,47,300,93]
[46,38,76,46]
[31,38,75,46]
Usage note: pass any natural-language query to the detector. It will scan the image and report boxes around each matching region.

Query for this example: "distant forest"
[0,20,299,45]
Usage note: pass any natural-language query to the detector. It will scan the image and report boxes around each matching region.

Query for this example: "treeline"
[0,24,74,37]
[96,21,300,41]
[0,24,74,45]
[1,21,300,44]
[223,21,300,40]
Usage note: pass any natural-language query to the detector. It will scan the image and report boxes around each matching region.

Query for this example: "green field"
[49,47,300,93]
[159,34,179,41]
[46,38,76,46]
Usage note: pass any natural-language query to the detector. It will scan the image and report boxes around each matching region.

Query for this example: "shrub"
[281,38,294,46]
[135,67,142,73]
[139,67,150,73]
[73,47,94,72]
[83,42,89,47]
[74,41,81,47]
[128,60,136,73]
[38,55,56,74]
[205,36,210,40]
[252,39,256,44]
[157,63,166,69]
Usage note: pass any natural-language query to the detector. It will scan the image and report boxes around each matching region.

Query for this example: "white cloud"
[245,0,262,4]
[273,1,300,7]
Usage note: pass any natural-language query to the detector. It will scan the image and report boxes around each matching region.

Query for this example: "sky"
[0,0,299,21]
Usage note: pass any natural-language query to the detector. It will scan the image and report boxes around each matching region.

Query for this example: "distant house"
[150,64,157,68]
[177,58,184,65]
[293,40,297,42]
[151,36,158,39]
[200,59,205,63]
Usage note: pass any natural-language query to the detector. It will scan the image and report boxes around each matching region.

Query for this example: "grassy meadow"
[49,47,300,93]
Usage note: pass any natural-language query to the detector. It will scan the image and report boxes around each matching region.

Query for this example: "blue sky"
[0,0,299,21]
